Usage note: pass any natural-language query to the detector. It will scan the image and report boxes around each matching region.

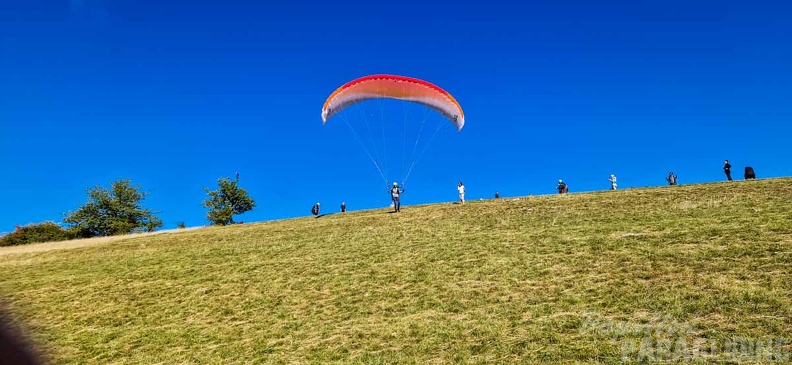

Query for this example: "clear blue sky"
[2,1,790,232]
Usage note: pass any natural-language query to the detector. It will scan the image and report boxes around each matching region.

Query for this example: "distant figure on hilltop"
[340,202,346,213]
[724,160,733,181]
[389,182,404,212]
[666,172,678,185]
[495,191,500,199]
[744,166,756,180]
[608,174,617,190]
[311,202,320,217]
[557,180,568,194]
[457,182,466,204]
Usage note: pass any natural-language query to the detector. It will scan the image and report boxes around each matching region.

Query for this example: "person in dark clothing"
[724,160,732,181]
[340,202,346,212]
[389,182,404,212]
[557,180,568,194]
[666,172,678,185]
[311,202,320,216]
[744,166,756,180]
[495,191,500,199]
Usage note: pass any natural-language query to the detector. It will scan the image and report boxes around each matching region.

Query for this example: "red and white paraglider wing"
[321,74,465,131]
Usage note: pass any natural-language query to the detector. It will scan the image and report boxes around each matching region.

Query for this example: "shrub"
[0,221,74,247]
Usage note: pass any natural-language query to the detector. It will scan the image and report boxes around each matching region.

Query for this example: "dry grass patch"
[1,178,791,364]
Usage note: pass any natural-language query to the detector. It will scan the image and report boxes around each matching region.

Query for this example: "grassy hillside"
[1,178,790,364]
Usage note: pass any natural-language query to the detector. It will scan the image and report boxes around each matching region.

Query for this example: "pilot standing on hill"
[557,180,569,194]
[389,182,404,212]
[667,172,678,185]
[724,160,733,181]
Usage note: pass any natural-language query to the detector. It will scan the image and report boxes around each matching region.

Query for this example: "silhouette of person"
[724,160,732,181]
[557,180,569,194]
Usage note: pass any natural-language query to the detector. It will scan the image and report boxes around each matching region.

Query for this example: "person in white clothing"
[457,182,465,204]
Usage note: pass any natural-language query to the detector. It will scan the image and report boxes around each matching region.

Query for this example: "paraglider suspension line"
[403,119,446,186]
[407,108,433,165]
[400,108,409,184]
[353,101,388,181]
[340,114,389,187]
[378,89,388,182]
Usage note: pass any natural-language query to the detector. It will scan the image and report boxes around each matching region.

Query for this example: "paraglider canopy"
[320,74,465,189]
[322,74,465,132]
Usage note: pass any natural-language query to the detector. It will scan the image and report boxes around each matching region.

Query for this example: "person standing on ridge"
[666,172,678,185]
[340,202,346,213]
[557,180,568,194]
[457,182,466,204]
[312,202,320,217]
[724,160,732,181]
[608,174,617,190]
[389,182,404,212]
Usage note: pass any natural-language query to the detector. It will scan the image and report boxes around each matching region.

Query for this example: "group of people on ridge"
[312,160,758,216]
[311,201,348,216]
[724,160,756,181]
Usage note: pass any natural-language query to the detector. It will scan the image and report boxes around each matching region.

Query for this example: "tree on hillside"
[0,222,74,247]
[203,175,256,226]
[63,179,163,238]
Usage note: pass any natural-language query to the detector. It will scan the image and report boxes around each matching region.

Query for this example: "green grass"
[1,178,791,364]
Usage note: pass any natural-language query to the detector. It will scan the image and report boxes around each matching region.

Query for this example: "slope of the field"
[1,178,790,364]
